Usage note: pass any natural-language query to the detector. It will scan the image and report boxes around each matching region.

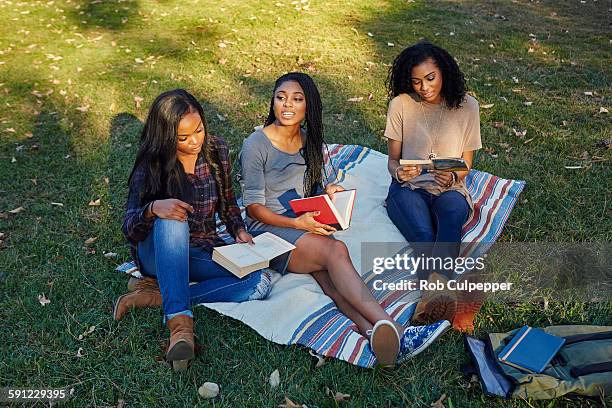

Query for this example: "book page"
[399,159,432,166]
[331,190,356,225]
[214,244,265,268]
[251,232,296,260]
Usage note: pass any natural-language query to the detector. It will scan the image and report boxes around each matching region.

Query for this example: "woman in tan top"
[385,42,482,332]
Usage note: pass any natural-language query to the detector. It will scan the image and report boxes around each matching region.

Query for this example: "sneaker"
[369,320,400,367]
[396,320,451,364]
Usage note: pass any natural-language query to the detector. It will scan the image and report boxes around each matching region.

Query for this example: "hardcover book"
[498,326,566,373]
[288,189,356,230]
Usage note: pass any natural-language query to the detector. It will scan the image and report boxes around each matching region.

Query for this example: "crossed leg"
[287,233,402,335]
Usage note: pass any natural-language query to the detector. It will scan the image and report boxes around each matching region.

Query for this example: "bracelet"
[446,172,457,188]
[394,166,402,182]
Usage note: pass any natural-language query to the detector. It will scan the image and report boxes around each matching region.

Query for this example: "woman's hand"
[235,229,254,244]
[395,165,421,182]
[149,199,194,221]
[324,183,345,198]
[432,170,455,188]
[294,211,336,235]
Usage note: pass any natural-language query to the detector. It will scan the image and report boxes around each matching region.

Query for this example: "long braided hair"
[264,72,330,197]
[129,89,227,210]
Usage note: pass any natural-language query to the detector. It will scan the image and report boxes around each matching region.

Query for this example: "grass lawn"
[0,0,610,406]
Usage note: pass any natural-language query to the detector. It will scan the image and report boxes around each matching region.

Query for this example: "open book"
[212,232,296,278]
[289,189,356,230]
[400,157,468,172]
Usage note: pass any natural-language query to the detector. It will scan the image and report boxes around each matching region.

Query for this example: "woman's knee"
[435,192,469,220]
[153,218,190,241]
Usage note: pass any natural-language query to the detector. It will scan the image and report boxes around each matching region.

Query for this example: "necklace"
[419,101,444,160]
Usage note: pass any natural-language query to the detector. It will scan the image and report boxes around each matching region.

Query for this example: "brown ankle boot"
[166,315,195,371]
[413,272,457,324]
[113,279,162,321]
[452,274,485,333]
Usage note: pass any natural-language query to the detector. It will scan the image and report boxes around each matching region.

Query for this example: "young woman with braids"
[385,42,483,332]
[240,72,450,367]
[115,89,272,371]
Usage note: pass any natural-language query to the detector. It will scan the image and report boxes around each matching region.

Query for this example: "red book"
[289,189,356,230]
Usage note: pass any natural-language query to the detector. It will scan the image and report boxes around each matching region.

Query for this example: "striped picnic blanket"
[117,144,525,367]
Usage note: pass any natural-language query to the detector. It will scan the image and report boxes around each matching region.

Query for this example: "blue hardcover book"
[498,326,565,373]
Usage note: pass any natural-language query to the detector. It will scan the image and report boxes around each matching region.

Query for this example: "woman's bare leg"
[288,234,402,333]
[311,270,373,335]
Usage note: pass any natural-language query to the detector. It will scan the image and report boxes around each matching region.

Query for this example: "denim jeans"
[386,181,470,279]
[138,219,271,321]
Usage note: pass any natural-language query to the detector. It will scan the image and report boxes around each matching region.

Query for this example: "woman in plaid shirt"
[114,89,272,371]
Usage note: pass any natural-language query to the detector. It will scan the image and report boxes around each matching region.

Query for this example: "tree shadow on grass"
[69,0,141,30]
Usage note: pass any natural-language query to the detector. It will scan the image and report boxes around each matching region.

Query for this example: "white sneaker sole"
[371,320,400,367]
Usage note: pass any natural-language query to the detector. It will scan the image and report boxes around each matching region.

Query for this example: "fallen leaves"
[325,387,350,403]
[198,382,220,399]
[598,107,608,114]
[431,393,447,408]
[76,105,90,112]
[278,396,307,408]
[513,129,527,138]
[269,369,281,388]
[481,103,494,109]
[76,347,85,358]
[84,237,98,245]
[38,293,51,306]
[308,349,325,368]
[8,206,26,215]
[103,252,118,258]
[88,198,101,206]
[51,202,64,207]
[347,97,363,102]
[134,96,144,108]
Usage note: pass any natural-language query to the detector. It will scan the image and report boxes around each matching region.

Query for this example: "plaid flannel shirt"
[122,135,245,268]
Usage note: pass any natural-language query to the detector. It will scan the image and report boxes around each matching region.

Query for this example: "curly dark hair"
[265,72,332,197]
[386,41,466,109]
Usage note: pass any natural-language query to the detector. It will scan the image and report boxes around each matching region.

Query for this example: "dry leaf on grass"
[308,349,325,368]
[431,393,447,408]
[584,91,593,96]
[278,396,307,408]
[481,103,494,109]
[198,382,220,398]
[84,237,98,245]
[512,129,527,138]
[76,105,90,112]
[325,386,350,402]
[598,107,608,114]
[104,252,118,258]
[269,369,281,388]
[38,294,51,306]
[51,202,64,207]
[523,101,533,106]
[88,198,101,206]
[347,97,363,102]
[134,96,144,108]
[9,207,25,214]
[76,347,85,358]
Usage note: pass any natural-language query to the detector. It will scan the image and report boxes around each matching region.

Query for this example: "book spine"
[500,326,531,362]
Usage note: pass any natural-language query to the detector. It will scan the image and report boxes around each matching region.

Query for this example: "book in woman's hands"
[288,189,356,230]
[400,157,469,172]
[212,232,295,278]
[498,325,566,373]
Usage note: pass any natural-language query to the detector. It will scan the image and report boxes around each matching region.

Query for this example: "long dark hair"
[264,72,330,197]
[128,89,227,208]
[387,41,466,109]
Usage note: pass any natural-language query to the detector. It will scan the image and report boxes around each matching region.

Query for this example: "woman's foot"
[166,315,195,372]
[413,273,457,324]
[113,278,162,320]
[396,320,451,364]
[452,301,482,333]
[369,320,400,367]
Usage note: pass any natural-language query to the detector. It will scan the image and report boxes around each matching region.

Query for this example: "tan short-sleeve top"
[384,93,482,208]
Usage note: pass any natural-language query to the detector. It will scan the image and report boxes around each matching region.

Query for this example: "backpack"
[463,325,612,400]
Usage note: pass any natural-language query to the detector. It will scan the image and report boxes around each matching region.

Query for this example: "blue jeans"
[138,219,271,321]
[386,181,470,278]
